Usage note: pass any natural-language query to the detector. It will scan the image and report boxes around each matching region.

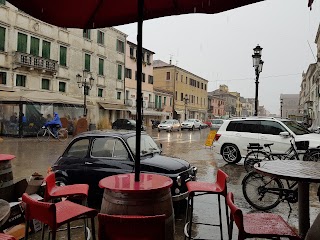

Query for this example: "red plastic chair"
[226,192,301,240]
[0,234,16,240]
[22,193,97,240]
[98,213,166,240]
[184,169,229,240]
[44,172,89,202]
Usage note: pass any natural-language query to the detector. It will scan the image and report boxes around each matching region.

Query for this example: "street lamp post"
[183,94,189,120]
[280,98,283,118]
[76,71,94,117]
[252,45,264,116]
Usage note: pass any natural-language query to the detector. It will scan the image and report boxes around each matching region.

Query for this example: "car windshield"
[281,120,311,135]
[127,134,161,156]
[161,120,172,124]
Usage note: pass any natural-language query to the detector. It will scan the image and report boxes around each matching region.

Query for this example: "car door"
[259,120,290,153]
[195,119,201,129]
[227,120,261,156]
[87,137,134,190]
[59,137,89,184]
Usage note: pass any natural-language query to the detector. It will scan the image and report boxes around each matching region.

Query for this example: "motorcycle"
[151,120,160,129]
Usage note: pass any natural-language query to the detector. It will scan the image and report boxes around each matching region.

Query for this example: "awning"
[0,90,83,105]
[128,109,170,116]
[99,103,127,111]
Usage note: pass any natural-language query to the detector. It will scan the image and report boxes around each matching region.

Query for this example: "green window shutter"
[97,31,104,44]
[17,33,27,53]
[59,46,67,66]
[16,75,26,87]
[59,82,66,92]
[0,26,5,51]
[0,72,6,84]
[164,97,166,105]
[42,40,51,59]
[85,54,91,71]
[42,79,50,90]
[30,37,40,56]
[99,58,104,75]
[159,96,162,108]
[117,64,122,80]
[84,86,89,95]
[98,88,103,97]
[155,95,158,108]
[0,0,6,5]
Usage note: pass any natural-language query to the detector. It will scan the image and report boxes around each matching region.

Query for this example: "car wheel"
[112,126,117,129]
[158,129,161,132]
[221,144,241,163]
[55,176,68,187]
[191,126,194,131]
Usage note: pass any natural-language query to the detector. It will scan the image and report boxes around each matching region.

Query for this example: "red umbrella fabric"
[7,0,264,28]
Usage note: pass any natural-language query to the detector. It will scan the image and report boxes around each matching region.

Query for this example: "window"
[30,37,40,56]
[16,74,26,87]
[42,40,51,59]
[142,73,145,82]
[116,39,124,53]
[181,75,183,82]
[91,138,128,159]
[59,82,66,92]
[142,52,145,62]
[163,97,166,105]
[176,72,178,81]
[17,32,27,53]
[181,93,183,101]
[166,72,170,80]
[0,26,5,51]
[146,54,150,63]
[0,0,5,5]
[175,91,177,100]
[260,120,286,135]
[98,88,103,97]
[41,78,50,90]
[59,46,67,66]
[117,92,121,100]
[201,82,203,89]
[130,47,134,57]
[83,29,91,39]
[125,68,132,79]
[185,77,188,84]
[148,75,153,84]
[117,64,122,80]
[84,54,91,71]
[98,58,104,75]
[170,97,172,106]
[226,120,261,133]
[66,139,89,158]
[0,72,6,84]
[84,86,89,96]
[148,94,151,102]
[205,84,207,90]
[97,30,104,44]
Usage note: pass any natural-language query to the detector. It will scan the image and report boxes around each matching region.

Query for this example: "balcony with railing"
[147,102,155,109]
[14,52,58,73]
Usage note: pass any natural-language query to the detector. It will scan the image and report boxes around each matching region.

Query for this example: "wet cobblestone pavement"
[1,128,319,239]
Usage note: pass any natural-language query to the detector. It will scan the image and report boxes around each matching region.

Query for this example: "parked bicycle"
[37,125,68,142]
[242,134,320,211]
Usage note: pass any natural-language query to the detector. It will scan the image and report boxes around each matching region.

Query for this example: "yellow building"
[153,60,208,121]
[230,92,242,117]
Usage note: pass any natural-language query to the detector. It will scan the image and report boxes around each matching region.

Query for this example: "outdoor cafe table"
[0,199,10,228]
[0,154,15,162]
[254,160,320,239]
[99,173,174,240]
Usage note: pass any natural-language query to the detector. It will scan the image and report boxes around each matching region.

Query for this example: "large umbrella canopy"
[7,0,264,28]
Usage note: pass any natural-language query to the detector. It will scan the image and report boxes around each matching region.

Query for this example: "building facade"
[153,60,208,121]
[280,94,300,119]
[0,1,127,134]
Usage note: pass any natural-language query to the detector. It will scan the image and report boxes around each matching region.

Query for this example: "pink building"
[208,95,225,118]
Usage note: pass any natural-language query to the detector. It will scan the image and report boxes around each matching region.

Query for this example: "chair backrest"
[98,213,166,240]
[226,192,244,233]
[306,213,320,240]
[22,193,56,229]
[216,169,228,195]
[0,233,17,240]
[44,172,56,202]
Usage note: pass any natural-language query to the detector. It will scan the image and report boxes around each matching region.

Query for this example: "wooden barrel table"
[99,173,174,240]
[0,154,15,202]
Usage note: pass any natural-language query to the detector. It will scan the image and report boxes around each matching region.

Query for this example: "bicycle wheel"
[304,150,320,162]
[57,128,68,141]
[244,151,270,172]
[242,171,283,211]
[37,128,50,141]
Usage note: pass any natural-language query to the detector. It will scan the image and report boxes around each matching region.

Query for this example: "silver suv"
[212,117,320,163]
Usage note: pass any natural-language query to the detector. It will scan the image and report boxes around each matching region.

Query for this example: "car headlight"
[176,176,182,186]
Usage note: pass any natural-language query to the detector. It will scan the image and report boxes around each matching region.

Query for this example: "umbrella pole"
[135,0,144,182]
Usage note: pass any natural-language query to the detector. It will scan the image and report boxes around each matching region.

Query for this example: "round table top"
[0,199,10,227]
[254,160,320,183]
[99,173,173,193]
[0,154,15,162]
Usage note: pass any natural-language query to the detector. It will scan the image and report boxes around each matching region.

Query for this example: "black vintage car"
[51,130,197,206]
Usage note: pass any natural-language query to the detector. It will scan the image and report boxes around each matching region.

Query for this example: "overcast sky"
[115,0,320,115]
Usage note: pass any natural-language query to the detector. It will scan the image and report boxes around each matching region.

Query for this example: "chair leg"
[225,197,230,240]
[41,223,46,240]
[218,195,223,240]
[228,219,233,240]
[187,195,194,240]
[91,217,96,240]
[25,220,30,240]
[67,222,71,240]
[51,229,56,240]
[184,196,191,240]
